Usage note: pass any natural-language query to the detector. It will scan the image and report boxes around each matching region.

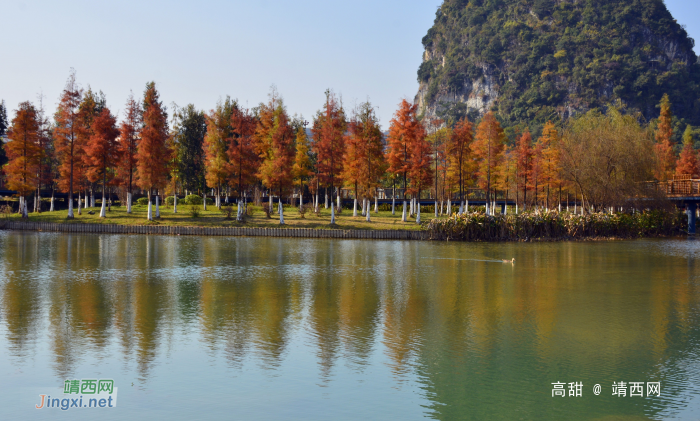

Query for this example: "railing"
[645,179,700,197]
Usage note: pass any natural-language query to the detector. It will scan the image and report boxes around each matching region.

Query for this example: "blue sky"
[2,0,698,127]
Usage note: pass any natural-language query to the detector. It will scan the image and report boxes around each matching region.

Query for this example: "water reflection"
[1,233,699,420]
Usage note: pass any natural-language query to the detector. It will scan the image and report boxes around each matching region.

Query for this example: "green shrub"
[136,197,149,206]
[165,196,176,206]
[184,194,202,205]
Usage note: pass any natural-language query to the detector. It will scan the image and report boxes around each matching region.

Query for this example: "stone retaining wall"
[0,221,427,241]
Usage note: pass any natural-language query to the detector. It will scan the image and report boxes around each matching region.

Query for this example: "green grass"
[1,202,464,231]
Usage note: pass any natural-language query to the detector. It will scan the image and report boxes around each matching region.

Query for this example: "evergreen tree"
[0,100,8,177]
[173,104,206,193]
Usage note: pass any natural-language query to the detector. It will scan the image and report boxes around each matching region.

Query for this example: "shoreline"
[0,220,428,240]
[0,220,687,242]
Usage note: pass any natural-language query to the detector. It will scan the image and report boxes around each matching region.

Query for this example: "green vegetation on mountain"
[417,0,700,131]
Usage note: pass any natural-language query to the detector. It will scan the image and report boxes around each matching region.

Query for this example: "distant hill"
[415,0,700,129]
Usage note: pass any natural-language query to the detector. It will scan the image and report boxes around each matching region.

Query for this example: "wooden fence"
[0,221,427,241]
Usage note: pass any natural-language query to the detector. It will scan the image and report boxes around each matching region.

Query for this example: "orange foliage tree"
[342,115,363,214]
[204,97,235,208]
[291,125,312,208]
[312,90,346,214]
[536,121,561,208]
[675,125,698,177]
[84,107,120,217]
[53,70,83,218]
[448,117,474,206]
[5,102,41,217]
[255,89,295,222]
[386,99,421,215]
[76,89,105,209]
[472,112,506,211]
[514,131,533,209]
[228,106,259,201]
[350,102,387,211]
[407,119,432,216]
[137,82,170,219]
[117,92,141,212]
[654,94,676,181]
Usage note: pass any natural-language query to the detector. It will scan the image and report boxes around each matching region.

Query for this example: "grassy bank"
[425,210,687,241]
[1,203,435,231]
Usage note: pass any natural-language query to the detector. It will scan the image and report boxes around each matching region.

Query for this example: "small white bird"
[503,258,515,264]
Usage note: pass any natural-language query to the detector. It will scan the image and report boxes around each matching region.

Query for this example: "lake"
[1,231,699,420]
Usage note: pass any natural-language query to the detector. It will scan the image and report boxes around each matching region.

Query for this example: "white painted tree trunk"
[402,201,407,222]
[203,193,207,211]
[516,203,519,214]
[147,199,153,221]
[22,197,28,218]
[366,202,371,222]
[279,200,285,224]
[435,201,438,217]
[353,198,357,216]
[50,195,54,212]
[416,200,421,224]
[447,200,451,215]
[330,203,335,224]
[337,194,341,209]
[315,194,319,212]
[173,195,178,213]
[269,194,273,213]
[100,192,106,217]
[127,193,132,213]
[392,197,395,215]
[409,198,413,216]
[77,192,82,215]
[67,196,74,218]
[156,195,160,218]
[17,197,23,215]
[374,196,378,213]
[325,193,328,209]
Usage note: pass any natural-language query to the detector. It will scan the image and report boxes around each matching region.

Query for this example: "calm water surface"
[1,232,699,420]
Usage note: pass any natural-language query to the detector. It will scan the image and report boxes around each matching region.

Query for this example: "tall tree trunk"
[147,189,153,221]
[100,170,106,218]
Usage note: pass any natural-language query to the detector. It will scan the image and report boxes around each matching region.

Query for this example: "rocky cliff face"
[415,0,700,127]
